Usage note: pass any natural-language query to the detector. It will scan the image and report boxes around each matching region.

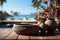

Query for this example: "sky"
[1,0,50,15]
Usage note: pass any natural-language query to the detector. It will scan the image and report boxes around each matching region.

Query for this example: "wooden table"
[0,28,60,40]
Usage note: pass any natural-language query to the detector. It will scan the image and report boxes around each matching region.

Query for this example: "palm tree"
[0,0,7,11]
[44,0,57,18]
[32,0,49,17]
[32,0,42,12]
[32,0,58,18]
[10,10,13,15]
[10,10,13,13]
[14,12,18,16]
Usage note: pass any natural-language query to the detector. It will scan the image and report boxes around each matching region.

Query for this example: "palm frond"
[32,0,41,8]
[0,0,7,5]
[32,0,35,3]
[4,0,7,2]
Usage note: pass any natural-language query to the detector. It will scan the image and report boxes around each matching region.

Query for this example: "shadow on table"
[19,32,60,36]
[0,24,13,28]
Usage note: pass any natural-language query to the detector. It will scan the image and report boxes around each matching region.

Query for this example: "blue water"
[6,15,35,19]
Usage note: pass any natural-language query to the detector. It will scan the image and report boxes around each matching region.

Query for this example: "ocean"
[6,15,35,19]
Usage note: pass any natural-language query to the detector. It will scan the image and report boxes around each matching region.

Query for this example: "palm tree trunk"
[1,5,3,11]
[36,7,39,16]
[37,7,38,12]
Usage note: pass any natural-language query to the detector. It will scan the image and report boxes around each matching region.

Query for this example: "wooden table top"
[0,28,60,40]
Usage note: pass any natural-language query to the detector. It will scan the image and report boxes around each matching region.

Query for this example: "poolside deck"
[0,20,36,22]
[0,28,60,40]
[0,20,37,25]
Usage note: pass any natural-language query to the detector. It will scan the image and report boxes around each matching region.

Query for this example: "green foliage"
[32,0,46,12]
[0,0,7,11]
[14,12,18,16]
[0,0,7,6]
[0,11,11,19]
[32,0,42,8]
[55,0,57,2]
[0,11,4,19]
[10,10,13,13]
